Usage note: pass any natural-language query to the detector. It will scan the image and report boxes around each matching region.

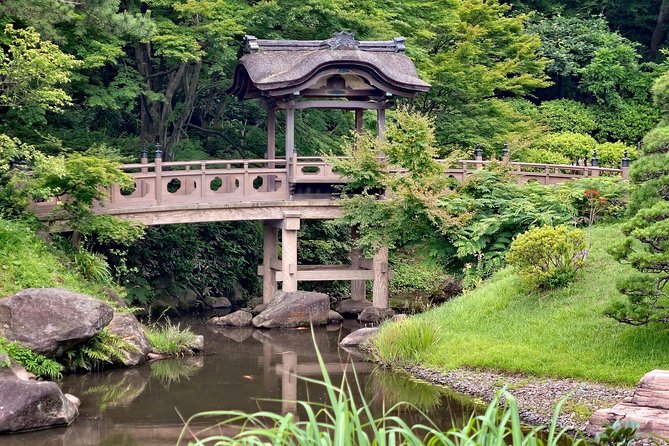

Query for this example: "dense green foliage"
[606,72,669,326]
[0,337,63,380]
[506,225,586,289]
[373,225,669,385]
[60,329,136,372]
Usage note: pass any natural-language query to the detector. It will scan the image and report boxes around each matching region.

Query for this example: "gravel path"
[401,365,633,434]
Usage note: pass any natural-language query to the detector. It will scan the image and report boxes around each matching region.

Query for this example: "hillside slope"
[374,225,669,385]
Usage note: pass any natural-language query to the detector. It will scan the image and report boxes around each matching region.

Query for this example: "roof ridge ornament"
[325,31,359,50]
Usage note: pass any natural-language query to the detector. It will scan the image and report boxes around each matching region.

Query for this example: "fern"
[61,329,138,372]
[0,337,63,380]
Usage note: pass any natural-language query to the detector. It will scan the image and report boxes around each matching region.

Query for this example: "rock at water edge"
[0,288,113,357]
[106,311,152,367]
[339,327,380,347]
[253,291,330,329]
[336,298,372,317]
[358,307,395,324]
[208,311,253,327]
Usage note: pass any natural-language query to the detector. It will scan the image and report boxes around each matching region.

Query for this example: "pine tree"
[606,71,669,325]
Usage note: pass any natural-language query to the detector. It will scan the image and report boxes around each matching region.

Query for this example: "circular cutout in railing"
[253,175,264,190]
[210,176,222,191]
[167,178,182,193]
[120,182,137,196]
[301,165,320,174]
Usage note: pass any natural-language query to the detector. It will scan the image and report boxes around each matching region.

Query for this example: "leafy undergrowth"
[374,225,669,386]
[145,321,200,357]
[0,218,114,298]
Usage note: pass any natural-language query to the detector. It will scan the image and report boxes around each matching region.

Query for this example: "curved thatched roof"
[227,32,430,100]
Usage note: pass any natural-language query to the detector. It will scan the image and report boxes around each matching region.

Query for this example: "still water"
[3,318,476,445]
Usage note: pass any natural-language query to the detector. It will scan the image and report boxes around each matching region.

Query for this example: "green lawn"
[374,225,669,386]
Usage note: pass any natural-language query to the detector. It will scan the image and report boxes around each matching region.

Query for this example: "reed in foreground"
[178,332,583,446]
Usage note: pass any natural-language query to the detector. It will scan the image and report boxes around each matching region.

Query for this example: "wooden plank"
[296,269,374,281]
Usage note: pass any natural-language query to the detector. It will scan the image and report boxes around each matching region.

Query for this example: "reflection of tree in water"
[149,357,203,389]
[369,368,477,429]
[83,373,148,412]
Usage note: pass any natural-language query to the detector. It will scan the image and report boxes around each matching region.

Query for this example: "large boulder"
[339,327,380,347]
[207,310,253,327]
[0,288,113,357]
[106,311,152,367]
[253,291,330,329]
[0,355,79,434]
[589,370,669,438]
[358,306,395,324]
[336,298,372,317]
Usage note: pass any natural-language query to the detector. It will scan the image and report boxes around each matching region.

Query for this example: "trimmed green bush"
[641,125,669,155]
[506,225,587,289]
[531,132,598,161]
[539,99,597,135]
[515,147,570,165]
[596,141,638,168]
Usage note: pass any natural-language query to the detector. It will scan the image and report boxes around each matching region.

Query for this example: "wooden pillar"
[372,246,389,309]
[281,351,297,415]
[262,342,274,392]
[376,107,386,141]
[285,102,296,187]
[350,227,366,301]
[263,222,279,304]
[355,109,364,134]
[281,213,300,293]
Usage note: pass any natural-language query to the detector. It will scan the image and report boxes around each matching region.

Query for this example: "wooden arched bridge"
[31,32,630,312]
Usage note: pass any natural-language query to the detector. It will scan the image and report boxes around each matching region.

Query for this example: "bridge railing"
[29,154,628,218]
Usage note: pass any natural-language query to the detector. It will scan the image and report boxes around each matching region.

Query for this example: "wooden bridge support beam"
[281,212,301,293]
[263,222,279,304]
[350,227,366,301]
[281,351,297,415]
[372,246,389,309]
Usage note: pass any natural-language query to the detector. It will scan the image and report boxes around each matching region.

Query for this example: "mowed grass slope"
[374,225,669,386]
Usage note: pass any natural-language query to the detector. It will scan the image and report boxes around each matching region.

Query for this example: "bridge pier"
[258,215,389,309]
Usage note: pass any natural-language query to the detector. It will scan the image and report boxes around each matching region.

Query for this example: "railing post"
[622,149,630,180]
[140,143,148,174]
[200,163,206,197]
[591,149,599,177]
[372,246,389,309]
[154,143,163,205]
[475,144,483,170]
[502,143,510,163]
[243,162,250,196]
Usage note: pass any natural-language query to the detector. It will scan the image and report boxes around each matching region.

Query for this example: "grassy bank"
[0,218,109,297]
[374,225,669,386]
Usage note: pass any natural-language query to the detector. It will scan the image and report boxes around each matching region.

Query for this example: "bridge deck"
[32,156,624,225]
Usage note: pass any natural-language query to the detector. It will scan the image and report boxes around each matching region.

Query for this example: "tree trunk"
[651,0,669,58]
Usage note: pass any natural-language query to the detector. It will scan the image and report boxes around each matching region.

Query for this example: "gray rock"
[253,291,330,329]
[251,303,268,316]
[207,296,232,309]
[189,335,204,351]
[0,288,113,357]
[336,298,373,317]
[208,310,253,327]
[0,379,79,433]
[106,311,152,367]
[358,306,395,324]
[328,310,344,323]
[339,327,380,347]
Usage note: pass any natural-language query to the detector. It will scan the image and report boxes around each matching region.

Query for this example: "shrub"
[539,99,598,135]
[594,102,660,145]
[596,141,638,168]
[145,320,200,357]
[61,329,137,372]
[531,132,598,162]
[389,255,448,295]
[557,177,631,223]
[506,225,587,289]
[514,147,570,165]
[0,337,63,380]
[641,125,669,155]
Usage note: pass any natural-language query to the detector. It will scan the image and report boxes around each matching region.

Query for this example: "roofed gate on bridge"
[227,31,430,308]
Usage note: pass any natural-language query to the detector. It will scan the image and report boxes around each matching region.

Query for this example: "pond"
[3,318,477,445]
